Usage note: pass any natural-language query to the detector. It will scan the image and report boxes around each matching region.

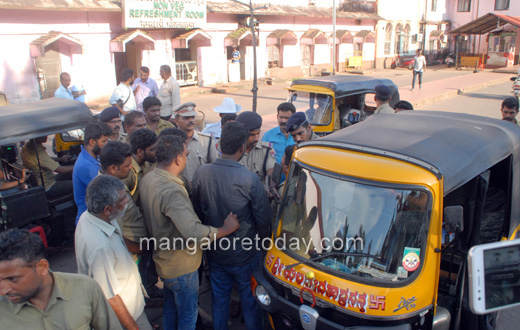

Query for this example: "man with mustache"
[124,128,157,206]
[76,175,152,330]
[236,111,276,183]
[0,229,122,330]
[143,96,174,136]
[99,106,125,142]
[261,102,295,165]
[173,102,218,181]
[73,122,111,224]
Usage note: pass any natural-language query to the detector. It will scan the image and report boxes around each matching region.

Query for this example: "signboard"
[123,0,206,29]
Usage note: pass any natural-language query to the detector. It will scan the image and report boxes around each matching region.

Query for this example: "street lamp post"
[332,0,337,75]
[231,0,267,112]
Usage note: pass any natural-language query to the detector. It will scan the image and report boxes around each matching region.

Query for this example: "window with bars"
[458,0,471,12]
[495,0,509,10]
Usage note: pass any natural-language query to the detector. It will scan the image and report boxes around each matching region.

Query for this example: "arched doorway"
[384,23,393,55]
[403,24,411,54]
[395,24,404,55]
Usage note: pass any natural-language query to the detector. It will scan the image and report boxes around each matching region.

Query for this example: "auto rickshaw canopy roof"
[0,97,94,145]
[290,75,399,100]
[304,111,520,236]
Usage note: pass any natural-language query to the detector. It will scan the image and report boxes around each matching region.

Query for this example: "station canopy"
[449,13,520,35]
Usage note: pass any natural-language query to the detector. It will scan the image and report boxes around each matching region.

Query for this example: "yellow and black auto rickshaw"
[288,75,400,135]
[252,111,520,330]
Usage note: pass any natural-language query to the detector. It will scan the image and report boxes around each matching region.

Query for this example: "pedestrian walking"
[411,49,426,91]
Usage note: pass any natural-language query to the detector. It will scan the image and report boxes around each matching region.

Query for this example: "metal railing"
[175,61,197,86]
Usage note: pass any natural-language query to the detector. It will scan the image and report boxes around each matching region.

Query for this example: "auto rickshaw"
[0,98,94,244]
[288,75,400,135]
[251,111,520,330]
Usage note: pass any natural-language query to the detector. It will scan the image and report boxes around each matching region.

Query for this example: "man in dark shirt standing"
[192,122,271,330]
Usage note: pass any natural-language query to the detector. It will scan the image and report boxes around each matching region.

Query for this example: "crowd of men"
[2,67,520,330]
[1,64,326,330]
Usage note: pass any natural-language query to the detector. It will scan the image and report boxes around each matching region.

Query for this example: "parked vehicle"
[0,98,94,245]
[251,111,520,330]
[391,54,414,70]
[288,75,400,135]
[445,53,455,68]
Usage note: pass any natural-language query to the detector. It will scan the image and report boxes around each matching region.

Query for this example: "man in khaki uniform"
[21,136,74,199]
[123,111,147,144]
[98,141,146,252]
[173,102,218,181]
[99,106,127,142]
[373,84,394,114]
[123,128,157,206]
[99,141,160,299]
[235,111,276,182]
[144,96,174,136]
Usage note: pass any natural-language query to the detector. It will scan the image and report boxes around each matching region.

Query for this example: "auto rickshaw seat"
[47,192,75,208]
[1,186,51,228]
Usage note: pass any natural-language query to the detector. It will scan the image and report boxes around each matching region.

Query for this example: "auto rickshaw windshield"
[289,92,332,126]
[278,162,431,283]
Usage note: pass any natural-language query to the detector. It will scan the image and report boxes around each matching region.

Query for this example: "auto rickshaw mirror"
[444,205,464,233]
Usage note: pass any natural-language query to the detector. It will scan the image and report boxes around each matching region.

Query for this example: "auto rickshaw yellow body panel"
[272,146,443,319]
[287,85,337,134]
[54,133,83,153]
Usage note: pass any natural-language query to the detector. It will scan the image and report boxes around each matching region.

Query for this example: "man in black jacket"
[192,122,271,330]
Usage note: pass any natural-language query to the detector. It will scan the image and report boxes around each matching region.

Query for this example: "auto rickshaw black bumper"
[252,267,416,330]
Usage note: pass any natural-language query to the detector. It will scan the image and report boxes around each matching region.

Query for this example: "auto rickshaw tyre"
[391,63,396,69]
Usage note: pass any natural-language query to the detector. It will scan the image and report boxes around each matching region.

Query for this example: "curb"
[412,75,511,109]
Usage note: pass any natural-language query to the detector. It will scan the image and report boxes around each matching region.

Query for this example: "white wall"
[0,10,119,103]
[314,44,330,64]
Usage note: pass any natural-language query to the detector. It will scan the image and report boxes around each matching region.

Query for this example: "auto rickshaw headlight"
[255,285,271,306]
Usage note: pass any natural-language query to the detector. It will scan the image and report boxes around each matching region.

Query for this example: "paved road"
[185,66,489,124]
[417,80,512,118]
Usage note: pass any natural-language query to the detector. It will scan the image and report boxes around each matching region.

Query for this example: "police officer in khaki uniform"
[173,102,218,181]
[235,111,276,182]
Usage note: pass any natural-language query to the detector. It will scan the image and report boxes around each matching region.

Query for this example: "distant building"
[0,0,383,103]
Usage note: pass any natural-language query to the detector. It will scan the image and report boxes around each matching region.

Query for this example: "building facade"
[0,0,382,104]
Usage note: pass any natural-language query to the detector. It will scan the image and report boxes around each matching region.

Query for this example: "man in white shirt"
[411,49,426,91]
[75,175,152,330]
[110,68,137,116]
[201,97,242,138]
[54,73,74,100]
[55,72,86,100]
[157,65,180,121]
